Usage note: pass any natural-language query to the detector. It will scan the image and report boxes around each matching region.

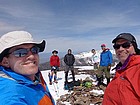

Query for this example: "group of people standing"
[49,49,75,85]
[91,43,113,86]
[49,41,113,87]
[91,33,140,104]
[0,30,140,105]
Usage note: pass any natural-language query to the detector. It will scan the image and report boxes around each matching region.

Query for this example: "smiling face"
[114,39,136,64]
[2,44,39,80]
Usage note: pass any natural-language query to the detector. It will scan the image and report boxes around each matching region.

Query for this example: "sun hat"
[112,33,140,54]
[52,50,58,54]
[0,31,46,61]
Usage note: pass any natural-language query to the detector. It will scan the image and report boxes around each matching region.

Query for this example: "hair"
[91,49,95,51]
[0,48,10,62]
[68,49,72,52]
[135,48,140,55]
[131,43,140,55]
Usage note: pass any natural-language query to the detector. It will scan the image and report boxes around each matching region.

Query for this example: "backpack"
[64,80,80,90]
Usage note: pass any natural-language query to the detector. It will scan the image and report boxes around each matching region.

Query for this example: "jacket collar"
[115,54,140,71]
[0,66,40,85]
[116,54,132,71]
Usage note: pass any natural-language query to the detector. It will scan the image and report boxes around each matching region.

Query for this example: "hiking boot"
[96,77,102,87]
[107,78,110,86]
[54,80,58,83]
[49,82,52,85]
[64,83,69,90]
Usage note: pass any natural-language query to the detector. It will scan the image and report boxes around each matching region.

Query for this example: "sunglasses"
[8,46,40,57]
[113,42,131,49]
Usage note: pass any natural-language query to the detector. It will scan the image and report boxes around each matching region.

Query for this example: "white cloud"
[0,22,24,34]
[0,0,140,53]
[44,36,114,53]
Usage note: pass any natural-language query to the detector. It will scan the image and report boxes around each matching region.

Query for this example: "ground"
[41,66,115,105]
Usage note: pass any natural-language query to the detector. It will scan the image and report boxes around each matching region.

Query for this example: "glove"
[52,66,56,70]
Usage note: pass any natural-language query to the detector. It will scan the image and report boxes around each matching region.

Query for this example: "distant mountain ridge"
[39,52,66,63]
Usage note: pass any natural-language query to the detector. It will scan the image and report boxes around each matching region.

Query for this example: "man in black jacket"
[64,49,75,83]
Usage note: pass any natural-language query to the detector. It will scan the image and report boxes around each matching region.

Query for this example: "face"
[53,52,57,55]
[91,50,96,54]
[114,39,136,64]
[68,50,71,54]
[2,44,39,80]
[101,46,106,51]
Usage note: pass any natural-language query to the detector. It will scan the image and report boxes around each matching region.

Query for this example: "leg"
[96,66,104,86]
[54,70,58,83]
[71,66,75,82]
[94,63,98,70]
[65,65,69,83]
[49,71,54,85]
[104,66,111,86]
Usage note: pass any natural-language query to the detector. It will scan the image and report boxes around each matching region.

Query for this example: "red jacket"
[50,55,60,67]
[103,55,140,105]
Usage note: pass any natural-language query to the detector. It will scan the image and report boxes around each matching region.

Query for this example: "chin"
[27,68,38,75]
[119,58,126,64]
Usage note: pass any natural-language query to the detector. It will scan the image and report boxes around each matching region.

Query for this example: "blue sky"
[0,0,140,54]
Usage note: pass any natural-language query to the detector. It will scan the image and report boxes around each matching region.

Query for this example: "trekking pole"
[52,82,59,97]
[55,82,59,94]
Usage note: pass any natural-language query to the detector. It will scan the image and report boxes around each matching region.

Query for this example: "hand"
[108,65,111,69]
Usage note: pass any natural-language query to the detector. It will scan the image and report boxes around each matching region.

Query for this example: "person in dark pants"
[64,49,75,83]
[96,44,113,86]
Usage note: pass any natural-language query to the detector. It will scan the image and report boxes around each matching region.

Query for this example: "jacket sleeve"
[57,56,60,67]
[40,72,56,105]
[72,55,75,65]
[64,55,67,64]
[127,64,140,98]
[50,56,53,66]
[91,55,95,63]
[4,100,28,105]
[108,51,113,65]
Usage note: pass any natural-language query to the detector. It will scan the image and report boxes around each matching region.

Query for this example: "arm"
[57,56,60,67]
[3,99,28,105]
[91,55,95,64]
[50,56,53,67]
[64,55,67,64]
[108,51,113,65]
[72,55,75,64]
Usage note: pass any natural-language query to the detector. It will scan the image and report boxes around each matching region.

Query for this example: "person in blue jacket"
[96,44,113,87]
[0,31,55,105]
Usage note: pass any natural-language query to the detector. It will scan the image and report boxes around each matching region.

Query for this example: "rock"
[56,69,107,105]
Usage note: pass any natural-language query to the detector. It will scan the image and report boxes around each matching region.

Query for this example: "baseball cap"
[112,33,140,55]
[101,44,106,47]
[0,31,46,61]
[112,33,136,43]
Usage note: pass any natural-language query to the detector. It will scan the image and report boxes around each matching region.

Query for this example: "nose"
[26,50,36,58]
[117,45,125,51]
[26,51,36,60]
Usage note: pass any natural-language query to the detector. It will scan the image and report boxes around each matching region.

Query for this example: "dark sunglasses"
[113,42,131,49]
[9,46,40,57]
